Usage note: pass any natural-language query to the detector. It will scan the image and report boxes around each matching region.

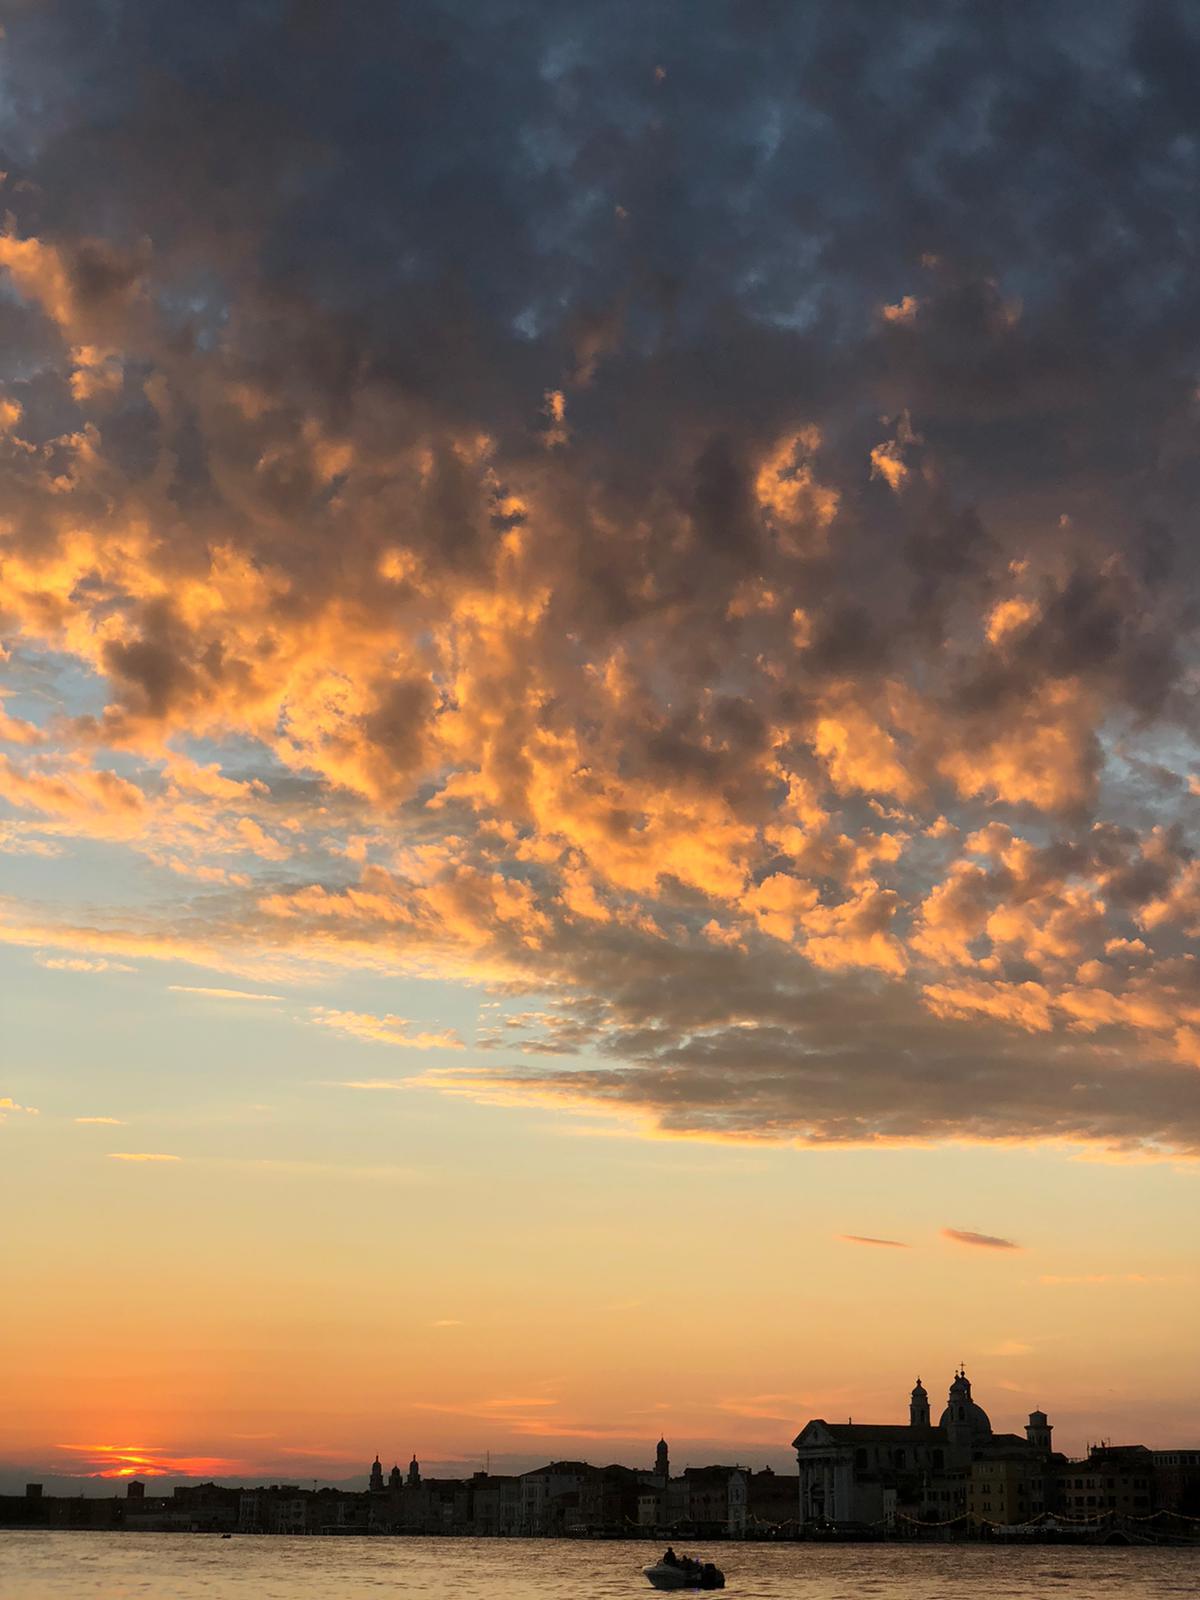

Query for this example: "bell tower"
[1025,1409,1053,1453]
[944,1368,973,1447]
[909,1377,930,1428]
[655,1437,670,1480]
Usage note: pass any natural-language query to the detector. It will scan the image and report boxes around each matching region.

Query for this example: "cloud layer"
[4,2,1200,1155]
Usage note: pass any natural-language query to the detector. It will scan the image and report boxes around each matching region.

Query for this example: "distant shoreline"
[2,1525,1197,1547]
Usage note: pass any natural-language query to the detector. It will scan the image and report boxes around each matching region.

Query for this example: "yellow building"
[967,1409,1055,1526]
[968,1454,1047,1526]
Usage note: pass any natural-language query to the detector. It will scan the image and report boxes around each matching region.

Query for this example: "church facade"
[792,1371,1054,1527]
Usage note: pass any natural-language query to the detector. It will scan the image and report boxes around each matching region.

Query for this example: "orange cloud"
[881,294,920,324]
[168,985,283,1002]
[742,872,818,942]
[801,881,908,976]
[55,1443,244,1479]
[938,679,1099,812]
[754,429,839,551]
[37,955,134,973]
[923,979,1054,1033]
[0,233,78,328]
[308,1007,464,1050]
[0,1097,39,1119]
[1039,1273,1169,1286]
[812,701,916,802]
[986,596,1040,645]
[107,1153,181,1162]
[0,755,146,833]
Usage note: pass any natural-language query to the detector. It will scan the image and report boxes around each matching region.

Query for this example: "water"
[0,1535,1197,1599]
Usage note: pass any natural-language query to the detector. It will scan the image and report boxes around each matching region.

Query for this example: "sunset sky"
[2,2,1199,1489]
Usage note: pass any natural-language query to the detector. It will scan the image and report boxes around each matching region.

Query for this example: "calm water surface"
[1,1535,1197,1600]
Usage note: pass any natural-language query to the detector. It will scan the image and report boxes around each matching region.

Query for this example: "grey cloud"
[941,1229,1021,1251]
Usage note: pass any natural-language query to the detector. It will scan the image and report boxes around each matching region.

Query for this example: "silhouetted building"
[909,1378,930,1429]
[520,1462,590,1533]
[793,1370,1056,1527]
[968,1428,1054,1525]
[1025,1409,1053,1453]
[468,1472,522,1534]
[682,1466,749,1534]
[1154,1449,1200,1514]
[1056,1444,1154,1517]
[746,1467,800,1528]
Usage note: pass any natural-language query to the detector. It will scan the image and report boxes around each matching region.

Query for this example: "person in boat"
[662,1548,681,1567]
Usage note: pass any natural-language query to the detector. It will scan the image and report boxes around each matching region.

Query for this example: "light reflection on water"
[0,1534,1197,1599]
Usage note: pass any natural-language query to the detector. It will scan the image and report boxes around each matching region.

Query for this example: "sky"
[2,0,1200,1489]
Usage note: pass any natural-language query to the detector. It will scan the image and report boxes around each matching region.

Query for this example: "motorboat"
[643,1553,725,1590]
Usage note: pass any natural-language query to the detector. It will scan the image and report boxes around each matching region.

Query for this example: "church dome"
[939,1397,991,1433]
[939,1370,991,1438]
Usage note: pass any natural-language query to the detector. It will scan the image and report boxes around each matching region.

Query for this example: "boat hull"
[643,1561,725,1590]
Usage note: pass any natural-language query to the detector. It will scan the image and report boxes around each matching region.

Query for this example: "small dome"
[911,1377,927,1396]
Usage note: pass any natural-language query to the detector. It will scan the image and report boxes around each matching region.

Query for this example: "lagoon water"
[1,1535,1198,1600]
